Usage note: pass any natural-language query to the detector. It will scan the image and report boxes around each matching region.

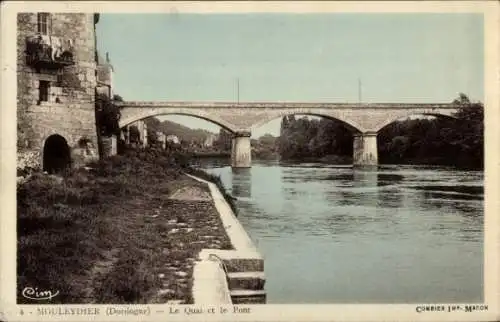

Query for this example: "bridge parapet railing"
[115,101,459,110]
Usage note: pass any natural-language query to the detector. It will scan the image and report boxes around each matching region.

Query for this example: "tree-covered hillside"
[144,117,216,144]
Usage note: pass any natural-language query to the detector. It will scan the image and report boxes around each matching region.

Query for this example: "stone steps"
[230,289,267,304]
[219,257,266,304]
[196,249,266,304]
[222,257,264,273]
[189,174,267,305]
[224,265,266,304]
[227,271,266,290]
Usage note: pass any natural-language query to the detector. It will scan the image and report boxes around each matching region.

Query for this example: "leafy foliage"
[213,128,233,151]
[378,93,483,168]
[113,94,124,102]
[278,115,353,161]
[128,125,140,143]
[144,117,215,145]
[95,93,122,136]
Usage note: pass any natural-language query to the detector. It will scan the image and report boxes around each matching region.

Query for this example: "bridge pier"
[353,132,378,168]
[231,130,252,168]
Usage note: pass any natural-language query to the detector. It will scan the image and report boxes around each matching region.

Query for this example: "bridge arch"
[376,109,461,166]
[118,109,238,133]
[374,110,458,133]
[253,112,357,164]
[250,111,364,134]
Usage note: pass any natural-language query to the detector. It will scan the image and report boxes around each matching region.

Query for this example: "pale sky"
[96,13,483,137]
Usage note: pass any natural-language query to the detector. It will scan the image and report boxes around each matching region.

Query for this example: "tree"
[276,115,353,160]
[214,129,232,151]
[147,128,159,146]
[377,93,483,168]
[129,125,140,143]
[258,134,277,146]
[95,93,122,136]
[113,94,124,102]
[452,94,484,167]
[280,116,289,135]
[143,117,163,147]
[388,136,410,159]
[452,92,471,105]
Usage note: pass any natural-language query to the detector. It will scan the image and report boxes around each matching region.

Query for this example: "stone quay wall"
[188,174,266,304]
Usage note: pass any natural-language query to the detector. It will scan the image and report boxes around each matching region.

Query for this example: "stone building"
[166,134,180,145]
[17,13,101,173]
[157,131,166,149]
[203,133,218,148]
[123,119,148,148]
[96,52,113,98]
[96,51,117,155]
[136,120,148,147]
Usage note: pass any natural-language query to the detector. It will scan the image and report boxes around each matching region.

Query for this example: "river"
[197,159,484,304]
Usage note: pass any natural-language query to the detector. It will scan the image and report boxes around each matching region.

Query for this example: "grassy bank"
[17,148,234,304]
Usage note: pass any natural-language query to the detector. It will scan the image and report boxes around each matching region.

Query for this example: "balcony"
[25,35,75,69]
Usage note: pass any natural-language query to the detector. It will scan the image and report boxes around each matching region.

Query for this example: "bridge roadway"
[116,101,459,168]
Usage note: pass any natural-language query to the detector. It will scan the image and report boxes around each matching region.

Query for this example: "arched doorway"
[43,134,71,174]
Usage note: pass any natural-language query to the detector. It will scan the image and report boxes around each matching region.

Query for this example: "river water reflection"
[197,159,484,304]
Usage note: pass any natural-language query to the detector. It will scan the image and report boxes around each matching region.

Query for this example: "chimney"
[106,52,110,63]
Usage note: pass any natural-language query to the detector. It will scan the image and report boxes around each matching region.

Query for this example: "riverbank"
[191,151,231,158]
[17,148,234,304]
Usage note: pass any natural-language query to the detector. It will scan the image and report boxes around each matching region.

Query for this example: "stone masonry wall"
[17,13,99,169]
[96,52,116,157]
[96,55,113,98]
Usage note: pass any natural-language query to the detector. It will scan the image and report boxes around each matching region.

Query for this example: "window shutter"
[48,13,52,36]
[37,13,42,33]
[37,13,50,35]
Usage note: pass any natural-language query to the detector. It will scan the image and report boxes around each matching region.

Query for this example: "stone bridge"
[116,101,459,168]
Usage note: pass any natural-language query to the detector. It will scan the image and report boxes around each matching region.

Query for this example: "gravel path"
[169,186,212,201]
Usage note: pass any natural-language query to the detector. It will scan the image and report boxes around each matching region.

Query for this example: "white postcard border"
[1,1,498,321]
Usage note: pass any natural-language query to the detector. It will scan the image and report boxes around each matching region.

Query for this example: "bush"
[95,94,121,137]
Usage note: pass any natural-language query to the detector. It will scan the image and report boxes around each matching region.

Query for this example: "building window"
[37,13,51,35]
[39,80,50,102]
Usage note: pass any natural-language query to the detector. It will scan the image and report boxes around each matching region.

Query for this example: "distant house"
[122,120,148,147]
[166,135,180,145]
[157,132,166,142]
[157,132,166,148]
[131,120,148,147]
[203,134,218,148]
